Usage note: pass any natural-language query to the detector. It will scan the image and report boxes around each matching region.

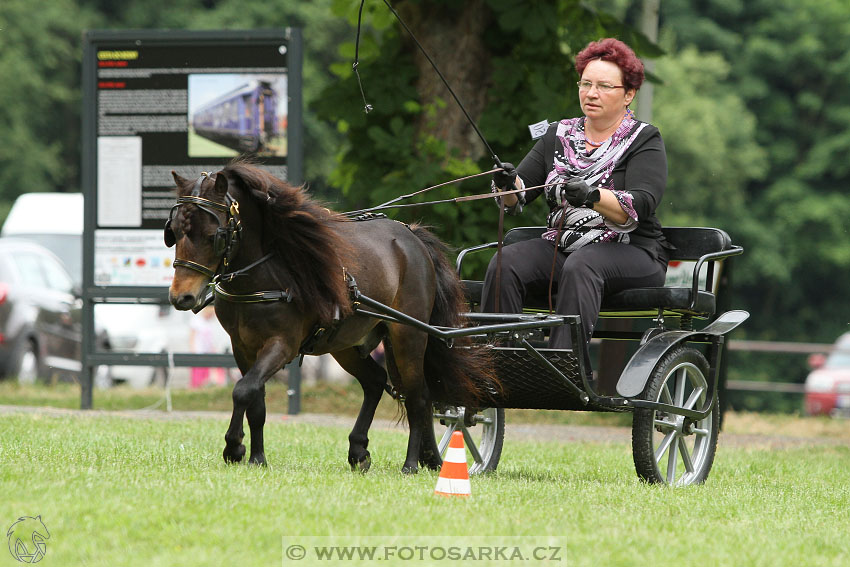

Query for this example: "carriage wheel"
[631,346,718,486]
[432,405,504,474]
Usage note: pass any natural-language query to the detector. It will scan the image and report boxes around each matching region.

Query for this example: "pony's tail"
[409,224,501,407]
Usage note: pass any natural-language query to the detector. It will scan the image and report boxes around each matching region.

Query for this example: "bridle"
[165,172,293,312]
[164,172,243,280]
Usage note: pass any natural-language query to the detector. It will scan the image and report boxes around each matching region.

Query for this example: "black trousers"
[481,239,667,370]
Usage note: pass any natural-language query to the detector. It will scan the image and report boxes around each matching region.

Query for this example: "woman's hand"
[563,178,601,207]
[493,162,517,190]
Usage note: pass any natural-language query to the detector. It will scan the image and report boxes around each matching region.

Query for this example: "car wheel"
[15,340,41,385]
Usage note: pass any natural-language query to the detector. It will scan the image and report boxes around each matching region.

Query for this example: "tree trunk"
[401,0,492,162]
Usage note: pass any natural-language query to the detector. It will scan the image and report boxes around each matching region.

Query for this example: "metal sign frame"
[80,29,303,409]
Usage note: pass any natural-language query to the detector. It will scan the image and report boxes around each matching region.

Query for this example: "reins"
[344,181,563,215]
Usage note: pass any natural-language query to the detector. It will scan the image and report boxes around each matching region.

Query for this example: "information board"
[83,29,301,287]
[79,29,303,410]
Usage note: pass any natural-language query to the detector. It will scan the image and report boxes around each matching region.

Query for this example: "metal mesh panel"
[488,347,611,410]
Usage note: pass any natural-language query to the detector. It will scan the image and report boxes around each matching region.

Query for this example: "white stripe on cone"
[434,476,471,495]
[445,446,466,464]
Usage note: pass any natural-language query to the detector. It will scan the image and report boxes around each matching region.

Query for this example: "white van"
[1,193,84,285]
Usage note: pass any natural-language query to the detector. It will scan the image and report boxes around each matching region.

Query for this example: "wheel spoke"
[692,427,710,437]
[666,436,679,483]
[674,368,687,406]
[654,430,676,464]
[660,383,673,405]
[462,426,484,465]
[683,386,705,410]
[653,418,676,432]
[437,423,456,455]
[678,436,695,473]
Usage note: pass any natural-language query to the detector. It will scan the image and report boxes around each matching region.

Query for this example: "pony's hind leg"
[386,328,432,474]
[418,417,442,471]
[385,339,440,471]
[331,348,387,472]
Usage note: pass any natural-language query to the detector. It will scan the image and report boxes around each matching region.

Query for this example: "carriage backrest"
[662,227,732,261]
[502,226,733,262]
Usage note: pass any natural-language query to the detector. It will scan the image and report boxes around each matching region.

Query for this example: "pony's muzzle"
[170,291,199,311]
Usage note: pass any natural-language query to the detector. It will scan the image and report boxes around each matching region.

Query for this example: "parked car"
[804,332,850,417]
[0,193,83,285]
[1,192,194,388]
[0,238,82,383]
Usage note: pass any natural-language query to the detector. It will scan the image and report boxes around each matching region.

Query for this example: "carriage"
[165,164,747,487]
[356,225,747,486]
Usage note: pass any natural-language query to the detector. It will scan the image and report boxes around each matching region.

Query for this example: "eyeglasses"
[577,80,625,93]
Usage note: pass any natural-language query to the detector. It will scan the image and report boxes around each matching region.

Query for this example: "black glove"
[563,178,601,207]
[493,162,517,190]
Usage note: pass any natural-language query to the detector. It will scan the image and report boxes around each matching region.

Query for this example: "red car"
[805,333,850,417]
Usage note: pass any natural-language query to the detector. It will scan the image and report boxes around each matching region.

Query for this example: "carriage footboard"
[352,291,743,420]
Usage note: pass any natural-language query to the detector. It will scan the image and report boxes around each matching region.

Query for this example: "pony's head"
[166,171,240,311]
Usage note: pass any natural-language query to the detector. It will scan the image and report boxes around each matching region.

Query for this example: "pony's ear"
[172,171,189,191]
[213,171,229,196]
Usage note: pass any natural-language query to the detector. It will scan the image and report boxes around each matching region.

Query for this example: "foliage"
[652,44,767,228]
[314,0,661,268]
[0,0,100,200]
[661,0,850,343]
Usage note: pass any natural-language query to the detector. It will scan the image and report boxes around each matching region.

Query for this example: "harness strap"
[214,284,293,303]
[218,252,276,283]
[173,259,217,279]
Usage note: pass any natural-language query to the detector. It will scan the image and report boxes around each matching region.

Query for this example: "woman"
[482,37,671,370]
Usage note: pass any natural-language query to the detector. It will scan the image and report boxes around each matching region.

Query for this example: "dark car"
[0,238,82,383]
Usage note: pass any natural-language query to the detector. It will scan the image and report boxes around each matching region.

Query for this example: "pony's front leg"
[224,339,291,465]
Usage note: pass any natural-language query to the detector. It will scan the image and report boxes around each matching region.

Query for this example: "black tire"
[433,405,505,474]
[14,339,42,385]
[632,346,718,486]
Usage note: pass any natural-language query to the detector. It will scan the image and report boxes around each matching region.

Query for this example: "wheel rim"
[17,348,38,385]
[433,406,499,475]
[649,361,714,486]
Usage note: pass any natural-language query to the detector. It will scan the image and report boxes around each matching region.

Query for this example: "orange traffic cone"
[434,431,471,498]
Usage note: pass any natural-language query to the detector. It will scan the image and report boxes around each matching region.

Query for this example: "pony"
[165,161,496,473]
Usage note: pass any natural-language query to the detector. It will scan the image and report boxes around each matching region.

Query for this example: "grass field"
[1,385,849,566]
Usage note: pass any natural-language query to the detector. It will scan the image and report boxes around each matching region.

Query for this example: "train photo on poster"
[190,78,285,155]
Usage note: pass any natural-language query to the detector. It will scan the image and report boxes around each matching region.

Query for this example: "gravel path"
[2,404,848,449]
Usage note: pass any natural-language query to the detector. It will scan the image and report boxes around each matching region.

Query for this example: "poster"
[86,30,298,286]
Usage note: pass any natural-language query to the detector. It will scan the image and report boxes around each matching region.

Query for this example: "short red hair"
[575,38,645,91]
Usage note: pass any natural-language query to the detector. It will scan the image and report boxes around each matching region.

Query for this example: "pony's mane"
[221,162,354,325]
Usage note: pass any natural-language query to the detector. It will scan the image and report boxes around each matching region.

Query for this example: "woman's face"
[579,59,636,123]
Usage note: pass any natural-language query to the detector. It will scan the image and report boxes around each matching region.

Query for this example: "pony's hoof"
[349,455,371,473]
[420,459,442,472]
[223,443,246,463]
[401,464,419,475]
[248,453,267,467]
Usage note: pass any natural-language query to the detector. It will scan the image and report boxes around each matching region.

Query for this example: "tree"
[651,44,766,228]
[314,0,660,269]
[0,0,100,201]
[661,0,850,343]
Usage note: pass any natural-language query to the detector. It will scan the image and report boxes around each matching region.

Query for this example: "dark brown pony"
[166,162,495,472]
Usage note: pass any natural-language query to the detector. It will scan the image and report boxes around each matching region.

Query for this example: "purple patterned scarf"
[542,114,645,251]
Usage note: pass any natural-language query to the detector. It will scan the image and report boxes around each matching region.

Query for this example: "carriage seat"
[457,226,743,319]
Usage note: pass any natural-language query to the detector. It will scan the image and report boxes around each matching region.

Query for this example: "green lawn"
[1,409,848,567]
